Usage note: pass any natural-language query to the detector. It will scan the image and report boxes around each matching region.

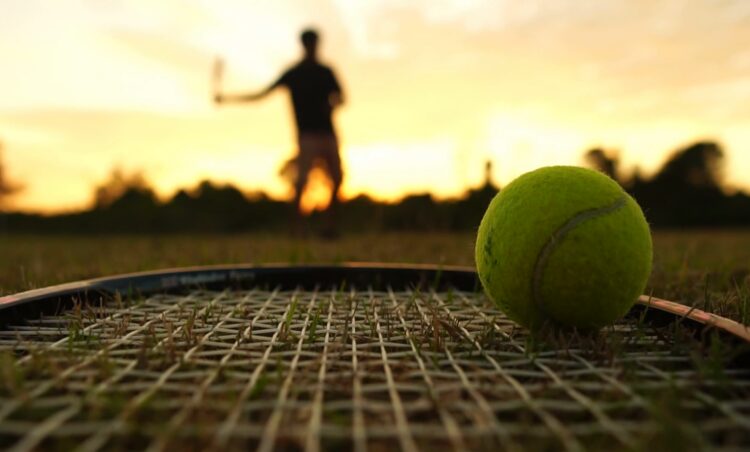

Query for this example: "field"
[1,230,750,450]
[2,230,750,324]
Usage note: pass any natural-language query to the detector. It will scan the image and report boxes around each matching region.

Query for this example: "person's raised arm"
[215,81,278,105]
[215,69,288,105]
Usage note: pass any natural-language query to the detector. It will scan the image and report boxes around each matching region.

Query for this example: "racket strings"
[0,288,748,451]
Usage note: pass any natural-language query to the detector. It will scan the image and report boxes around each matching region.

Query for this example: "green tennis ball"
[475,166,652,330]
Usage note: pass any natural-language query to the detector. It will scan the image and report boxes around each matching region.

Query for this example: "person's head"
[300,28,319,59]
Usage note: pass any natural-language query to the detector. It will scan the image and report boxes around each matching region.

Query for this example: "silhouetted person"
[215,28,344,236]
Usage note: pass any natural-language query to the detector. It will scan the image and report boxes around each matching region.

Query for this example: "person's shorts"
[296,132,342,186]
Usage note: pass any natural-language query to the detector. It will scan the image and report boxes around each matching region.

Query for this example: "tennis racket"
[0,264,748,451]
[212,56,224,103]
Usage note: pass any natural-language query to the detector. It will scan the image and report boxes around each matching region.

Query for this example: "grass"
[1,229,750,323]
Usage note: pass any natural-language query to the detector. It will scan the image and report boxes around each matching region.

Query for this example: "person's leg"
[320,133,343,238]
[291,134,315,236]
[322,134,343,209]
[295,135,314,215]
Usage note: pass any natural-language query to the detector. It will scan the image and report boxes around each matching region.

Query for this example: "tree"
[652,141,724,190]
[93,168,155,209]
[629,141,730,226]
[584,148,620,183]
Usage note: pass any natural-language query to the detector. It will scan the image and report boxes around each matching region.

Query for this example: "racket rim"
[0,262,748,344]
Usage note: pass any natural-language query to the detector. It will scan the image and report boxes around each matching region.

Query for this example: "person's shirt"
[274,60,342,134]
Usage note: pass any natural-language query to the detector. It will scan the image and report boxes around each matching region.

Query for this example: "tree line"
[1,140,749,233]
[586,141,750,226]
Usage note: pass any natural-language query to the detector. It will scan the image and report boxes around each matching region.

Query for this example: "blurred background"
[0,0,749,232]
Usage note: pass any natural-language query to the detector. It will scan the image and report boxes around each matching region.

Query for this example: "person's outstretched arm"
[215,82,277,104]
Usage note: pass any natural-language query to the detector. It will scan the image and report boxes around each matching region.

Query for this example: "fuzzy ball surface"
[475,166,652,330]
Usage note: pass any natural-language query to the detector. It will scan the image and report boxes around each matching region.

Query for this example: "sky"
[0,0,749,212]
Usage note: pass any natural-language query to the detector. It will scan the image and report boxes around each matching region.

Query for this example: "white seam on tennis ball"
[531,196,627,319]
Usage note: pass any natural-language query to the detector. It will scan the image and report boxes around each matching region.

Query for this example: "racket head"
[0,263,747,344]
[1,263,749,450]
[212,56,224,98]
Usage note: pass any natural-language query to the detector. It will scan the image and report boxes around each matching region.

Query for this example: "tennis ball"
[475,166,652,330]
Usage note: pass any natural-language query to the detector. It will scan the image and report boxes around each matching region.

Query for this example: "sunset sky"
[1,0,749,212]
